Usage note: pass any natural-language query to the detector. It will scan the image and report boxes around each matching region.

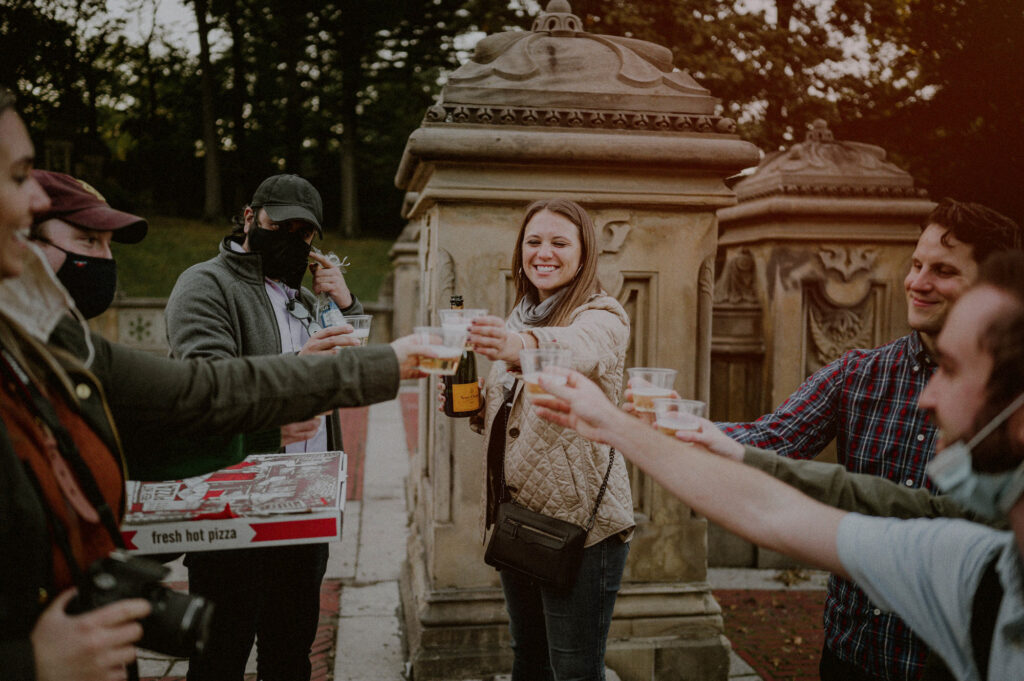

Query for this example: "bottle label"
[451,383,481,412]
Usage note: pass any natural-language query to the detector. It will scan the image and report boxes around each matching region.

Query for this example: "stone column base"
[401,555,731,681]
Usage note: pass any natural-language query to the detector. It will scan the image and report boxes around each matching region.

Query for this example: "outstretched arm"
[533,369,849,577]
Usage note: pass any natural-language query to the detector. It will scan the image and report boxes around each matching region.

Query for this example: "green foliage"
[6,0,1023,230]
[111,215,394,301]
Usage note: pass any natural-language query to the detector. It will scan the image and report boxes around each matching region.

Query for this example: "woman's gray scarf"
[506,287,570,332]
[498,287,570,392]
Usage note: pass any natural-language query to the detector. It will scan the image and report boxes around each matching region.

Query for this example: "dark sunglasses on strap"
[286,297,324,336]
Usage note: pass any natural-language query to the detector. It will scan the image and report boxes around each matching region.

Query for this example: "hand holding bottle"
[308,249,353,314]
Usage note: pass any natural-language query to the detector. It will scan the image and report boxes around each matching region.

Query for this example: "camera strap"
[0,347,126,549]
[2,349,144,681]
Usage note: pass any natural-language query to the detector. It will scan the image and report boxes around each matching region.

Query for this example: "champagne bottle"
[312,247,346,328]
[443,295,481,417]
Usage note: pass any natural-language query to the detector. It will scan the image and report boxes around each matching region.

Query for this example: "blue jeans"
[500,535,629,681]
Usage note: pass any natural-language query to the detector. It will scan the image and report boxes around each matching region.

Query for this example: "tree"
[192,0,223,219]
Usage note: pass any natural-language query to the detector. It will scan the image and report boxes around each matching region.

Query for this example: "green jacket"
[165,236,364,454]
[0,314,398,680]
[742,445,991,524]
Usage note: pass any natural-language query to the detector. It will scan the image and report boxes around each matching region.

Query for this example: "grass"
[111,215,395,302]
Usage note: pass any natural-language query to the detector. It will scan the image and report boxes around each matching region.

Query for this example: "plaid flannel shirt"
[718,332,937,681]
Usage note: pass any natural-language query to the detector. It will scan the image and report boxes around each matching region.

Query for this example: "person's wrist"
[333,288,353,308]
[605,407,643,447]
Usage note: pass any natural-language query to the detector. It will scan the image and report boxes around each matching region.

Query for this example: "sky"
[109,0,201,55]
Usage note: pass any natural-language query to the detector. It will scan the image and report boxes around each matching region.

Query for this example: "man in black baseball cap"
[30,170,148,318]
[165,173,365,681]
[250,172,324,238]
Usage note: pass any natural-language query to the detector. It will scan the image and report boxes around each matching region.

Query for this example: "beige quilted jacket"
[478,293,635,547]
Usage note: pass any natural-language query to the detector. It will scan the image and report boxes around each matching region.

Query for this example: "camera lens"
[140,588,214,658]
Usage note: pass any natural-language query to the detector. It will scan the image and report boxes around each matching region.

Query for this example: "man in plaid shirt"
[718,198,1022,681]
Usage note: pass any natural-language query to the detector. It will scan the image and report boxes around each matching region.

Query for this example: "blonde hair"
[0,312,79,405]
[511,198,602,327]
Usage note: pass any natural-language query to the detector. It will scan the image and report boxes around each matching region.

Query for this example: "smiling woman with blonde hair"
[442,197,635,680]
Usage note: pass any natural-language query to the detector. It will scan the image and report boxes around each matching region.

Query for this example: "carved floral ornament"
[424,104,736,133]
[808,287,875,367]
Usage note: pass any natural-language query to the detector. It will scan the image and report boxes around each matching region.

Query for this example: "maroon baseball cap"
[32,170,148,244]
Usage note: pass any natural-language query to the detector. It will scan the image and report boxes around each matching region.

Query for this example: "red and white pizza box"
[120,451,346,554]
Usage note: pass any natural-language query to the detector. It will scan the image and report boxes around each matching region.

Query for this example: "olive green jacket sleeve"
[83,329,399,480]
[741,445,994,524]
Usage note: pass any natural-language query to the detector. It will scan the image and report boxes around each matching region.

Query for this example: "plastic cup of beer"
[626,368,677,413]
[439,309,488,348]
[653,398,707,435]
[519,348,572,400]
[345,315,372,346]
[413,326,466,375]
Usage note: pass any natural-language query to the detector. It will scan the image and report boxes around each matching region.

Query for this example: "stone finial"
[806,119,835,143]
[532,0,583,36]
[731,118,928,201]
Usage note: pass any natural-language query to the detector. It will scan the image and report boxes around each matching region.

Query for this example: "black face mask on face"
[246,225,311,289]
[34,240,117,319]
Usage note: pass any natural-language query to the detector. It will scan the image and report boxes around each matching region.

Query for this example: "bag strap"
[970,553,1003,680]
[485,384,516,527]
[584,448,615,532]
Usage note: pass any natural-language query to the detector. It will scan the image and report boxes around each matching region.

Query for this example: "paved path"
[140,388,826,680]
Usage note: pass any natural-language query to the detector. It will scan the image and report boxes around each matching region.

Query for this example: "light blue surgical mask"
[926,392,1024,520]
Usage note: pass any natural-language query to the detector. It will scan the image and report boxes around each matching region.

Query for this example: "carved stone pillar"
[709,119,935,567]
[388,221,423,339]
[395,3,759,679]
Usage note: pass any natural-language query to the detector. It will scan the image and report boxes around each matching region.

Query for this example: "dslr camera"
[70,550,214,657]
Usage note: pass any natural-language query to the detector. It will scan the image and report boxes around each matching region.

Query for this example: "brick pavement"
[717,588,826,681]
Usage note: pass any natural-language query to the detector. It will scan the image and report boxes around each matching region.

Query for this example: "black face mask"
[246,226,311,289]
[39,241,118,319]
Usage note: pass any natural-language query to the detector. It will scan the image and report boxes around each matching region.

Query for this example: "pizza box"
[121,451,346,554]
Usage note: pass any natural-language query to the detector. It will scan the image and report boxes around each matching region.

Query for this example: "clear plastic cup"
[439,309,488,349]
[519,348,573,400]
[412,326,467,375]
[344,315,372,346]
[626,367,678,413]
[653,398,707,435]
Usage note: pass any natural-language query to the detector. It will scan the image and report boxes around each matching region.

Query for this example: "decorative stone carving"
[819,245,877,282]
[713,248,759,305]
[817,245,878,309]
[431,0,736,134]
[807,286,875,368]
[425,104,734,134]
[111,301,169,355]
[436,248,456,313]
[696,256,715,405]
[732,119,930,202]
[598,215,632,254]
[530,0,582,35]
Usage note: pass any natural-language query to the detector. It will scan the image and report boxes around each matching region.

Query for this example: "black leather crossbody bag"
[483,383,615,590]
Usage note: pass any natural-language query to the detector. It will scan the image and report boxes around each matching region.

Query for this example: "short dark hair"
[0,85,16,116]
[230,205,251,237]
[973,251,1024,469]
[977,251,1024,404]
[926,198,1022,264]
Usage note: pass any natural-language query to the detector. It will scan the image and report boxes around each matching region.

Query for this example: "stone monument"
[395,3,759,678]
[710,119,934,566]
